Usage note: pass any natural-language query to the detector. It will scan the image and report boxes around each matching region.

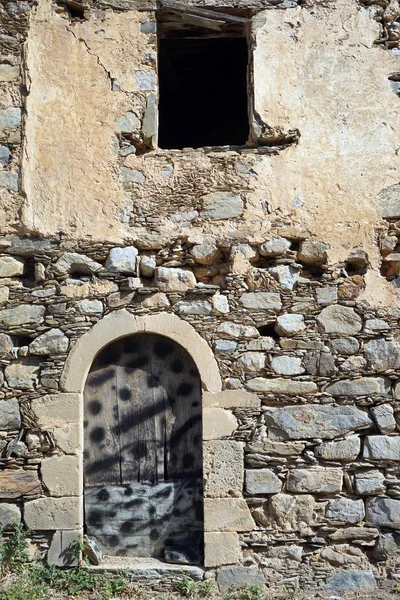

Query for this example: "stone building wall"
[2,0,400,595]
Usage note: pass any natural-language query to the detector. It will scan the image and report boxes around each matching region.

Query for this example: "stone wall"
[2,0,400,595]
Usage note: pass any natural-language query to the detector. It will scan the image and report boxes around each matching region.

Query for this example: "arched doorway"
[83,333,203,563]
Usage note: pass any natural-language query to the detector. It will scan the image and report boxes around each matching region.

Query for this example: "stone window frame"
[29,309,258,568]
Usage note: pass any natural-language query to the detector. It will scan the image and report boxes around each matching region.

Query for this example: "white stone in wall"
[0,305,45,326]
[105,246,138,274]
[297,240,328,264]
[139,255,156,277]
[239,292,282,311]
[175,300,212,316]
[230,244,258,263]
[376,183,400,219]
[0,398,21,429]
[317,305,362,335]
[364,338,400,371]
[247,378,317,395]
[119,167,145,183]
[363,318,390,333]
[41,455,81,497]
[77,299,103,315]
[270,356,304,376]
[216,567,265,593]
[204,498,255,532]
[141,292,170,308]
[0,64,20,82]
[212,293,229,314]
[275,314,305,336]
[269,493,315,531]
[245,469,282,495]
[204,440,244,498]
[370,404,396,434]
[0,503,21,527]
[115,111,140,134]
[204,532,240,568]
[366,497,400,528]
[314,436,361,461]
[354,470,386,495]
[316,286,338,305]
[203,408,238,440]
[24,496,82,530]
[364,435,400,460]
[190,241,221,265]
[155,267,196,292]
[247,440,306,456]
[325,497,365,523]
[246,337,275,351]
[264,405,371,440]
[204,390,260,409]
[237,352,265,373]
[325,377,390,396]
[200,192,243,220]
[217,322,259,339]
[214,339,237,353]
[340,355,367,373]
[329,337,359,355]
[259,238,291,256]
[268,265,299,291]
[287,468,343,494]
[5,360,40,389]
[54,253,102,276]
[0,333,13,357]
[48,530,80,567]
[29,328,69,355]
[0,256,24,277]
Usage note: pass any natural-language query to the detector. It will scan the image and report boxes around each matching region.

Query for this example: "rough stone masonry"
[2,0,400,595]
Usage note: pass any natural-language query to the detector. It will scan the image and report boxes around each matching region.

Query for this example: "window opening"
[157,5,250,150]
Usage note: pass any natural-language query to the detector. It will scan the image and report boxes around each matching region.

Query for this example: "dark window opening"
[158,36,249,149]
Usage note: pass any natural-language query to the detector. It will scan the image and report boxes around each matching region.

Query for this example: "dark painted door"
[83,333,203,562]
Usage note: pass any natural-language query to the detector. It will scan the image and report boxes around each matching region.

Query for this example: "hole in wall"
[257,323,279,342]
[64,0,86,19]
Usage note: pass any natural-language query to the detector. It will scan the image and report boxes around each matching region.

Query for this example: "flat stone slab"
[325,569,377,592]
[366,497,400,528]
[87,557,204,580]
[324,377,390,396]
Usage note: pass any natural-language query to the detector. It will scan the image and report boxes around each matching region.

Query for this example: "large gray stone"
[245,469,282,495]
[217,567,265,593]
[365,338,400,371]
[329,337,359,355]
[115,111,140,134]
[259,237,291,256]
[0,398,21,429]
[5,360,40,389]
[0,65,20,82]
[217,322,259,339]
[269,493,315,530]
[0,171,18,192]
[236,352,265,373]
[375,532,400,559]
[315,435,361,461]
[354,470,386,495]
[0,256,23,277]
[77,299,103,315]
[287,468,343,493]
[317,305,362,334]
[48,530,80,567]
[275,314,305,336]
[370,403,396,434]
[29,328,69,355]
[54,253,102,276]
[325,377,390,396]
[270,356,304,375]
[364,435,400,460]
[376,183,400,219]
[366,497,400,528]
[0,503,21,527]
[247,378,317,395]
[0,305,45,326]
[176,300,212,315]
[325,570,377,593]
[268,265,299,291]
[298,240,328,264]
[264,404,371,441]
[105,246,138,273]
[190,242,221,265]
[0,107,21,130]
[200,192,243,220]
[155,267,196,292]
[325,497,365,523]
[239,292,282,311]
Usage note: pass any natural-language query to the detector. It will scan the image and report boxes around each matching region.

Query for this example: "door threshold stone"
[86,556,204,580]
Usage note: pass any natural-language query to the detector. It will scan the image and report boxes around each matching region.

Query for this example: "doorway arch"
[83,332,203,562]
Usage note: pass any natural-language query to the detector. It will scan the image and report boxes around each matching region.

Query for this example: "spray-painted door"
[83,333,203,562]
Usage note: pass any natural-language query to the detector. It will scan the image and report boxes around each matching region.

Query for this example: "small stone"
[54,253,102,276]
[247,378,317,395]
[269,493,315,530]
[0,503,21,527]
[120,167,146,183]
[246,337,275,351]
[217,322,259,339]
[141,293,170,308]
[240,292,282,311]
[0,305,43,327]
[364,435,400,460]
[245,469,282,495]
[275,314,305,336]
[0,333,13,357]
[215,339,237,353]
[325,570,377,593]
[366,497,400,528]
[264,404,371,441]
[370,403,396,434]
[105,246,138,274]
[364,318,390,333]
[190,242,221,265]
[29,329,69,355]
[164,547,191,564]
[237,352,265,373]
[0,287,9,304]
[139,256,156,277]
[247,440,305,456]
[315,436,361,461]
[230,244,258,263]
[325,498,365,523]
[0,171,18,192]
[329,337,359,355]
[77,299,103,315]
[325,377,390,396]
[316,286,338,305]
[287,468,343,493]
[376,183,400,218]
[83,535,103,565]
[136,70,156,91]
[0,107,21,130]
[0,256,24,277]
[354,470,386,495]
[0,398,20,429]
[329,527,379,543]
[200,192,243,220]
[176,300,212,315]
[375,532,400,559]
[340,355,367,372]
[204,440,244,498]
[5,360,40,389]
[317,305,362,334]
[212,293,229,314]
[142,93,157,143]
[259,238,291,256]
[0,145,10,165]
[297,240,328,264]
[364,338,400,371]
[303,352,335,376]
[155,267,196,292]
[204,390,260,409]
[115,111,140,134]
[0,470,41,499]
[217,567,265,593]
[0,64,19,81]
[270,356,304,375]
[268,265,299,291]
